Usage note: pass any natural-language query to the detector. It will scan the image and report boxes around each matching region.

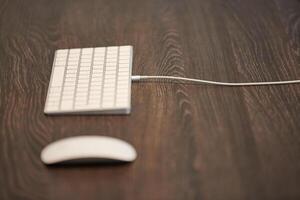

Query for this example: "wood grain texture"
[0,0,300,199]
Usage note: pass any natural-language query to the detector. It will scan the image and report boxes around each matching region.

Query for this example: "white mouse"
[41,136,137,165]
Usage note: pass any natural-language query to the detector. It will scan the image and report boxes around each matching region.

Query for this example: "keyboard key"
[51,67,65,87]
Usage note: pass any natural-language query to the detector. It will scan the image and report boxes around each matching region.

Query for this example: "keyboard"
[44,46,133,114]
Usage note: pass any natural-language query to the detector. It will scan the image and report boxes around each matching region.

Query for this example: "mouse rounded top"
[41,136,137,165]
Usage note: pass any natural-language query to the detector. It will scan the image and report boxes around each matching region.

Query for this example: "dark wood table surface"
[1,0,300,199]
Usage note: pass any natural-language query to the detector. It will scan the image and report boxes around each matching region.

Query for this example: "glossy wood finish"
[0,0,300,199]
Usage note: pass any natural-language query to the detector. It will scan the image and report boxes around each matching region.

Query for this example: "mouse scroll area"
[41,136,137,165]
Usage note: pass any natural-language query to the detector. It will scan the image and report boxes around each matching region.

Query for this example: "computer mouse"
[41,135,137,165]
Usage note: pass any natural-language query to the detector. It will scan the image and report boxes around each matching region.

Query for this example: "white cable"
[131,75,300,87]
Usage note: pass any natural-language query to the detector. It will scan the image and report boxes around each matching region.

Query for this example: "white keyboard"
[44,46,133,114]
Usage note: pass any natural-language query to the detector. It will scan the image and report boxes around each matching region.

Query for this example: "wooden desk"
[0,0,299,199]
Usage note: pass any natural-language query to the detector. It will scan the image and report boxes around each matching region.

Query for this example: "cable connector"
[131,75,141,81]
